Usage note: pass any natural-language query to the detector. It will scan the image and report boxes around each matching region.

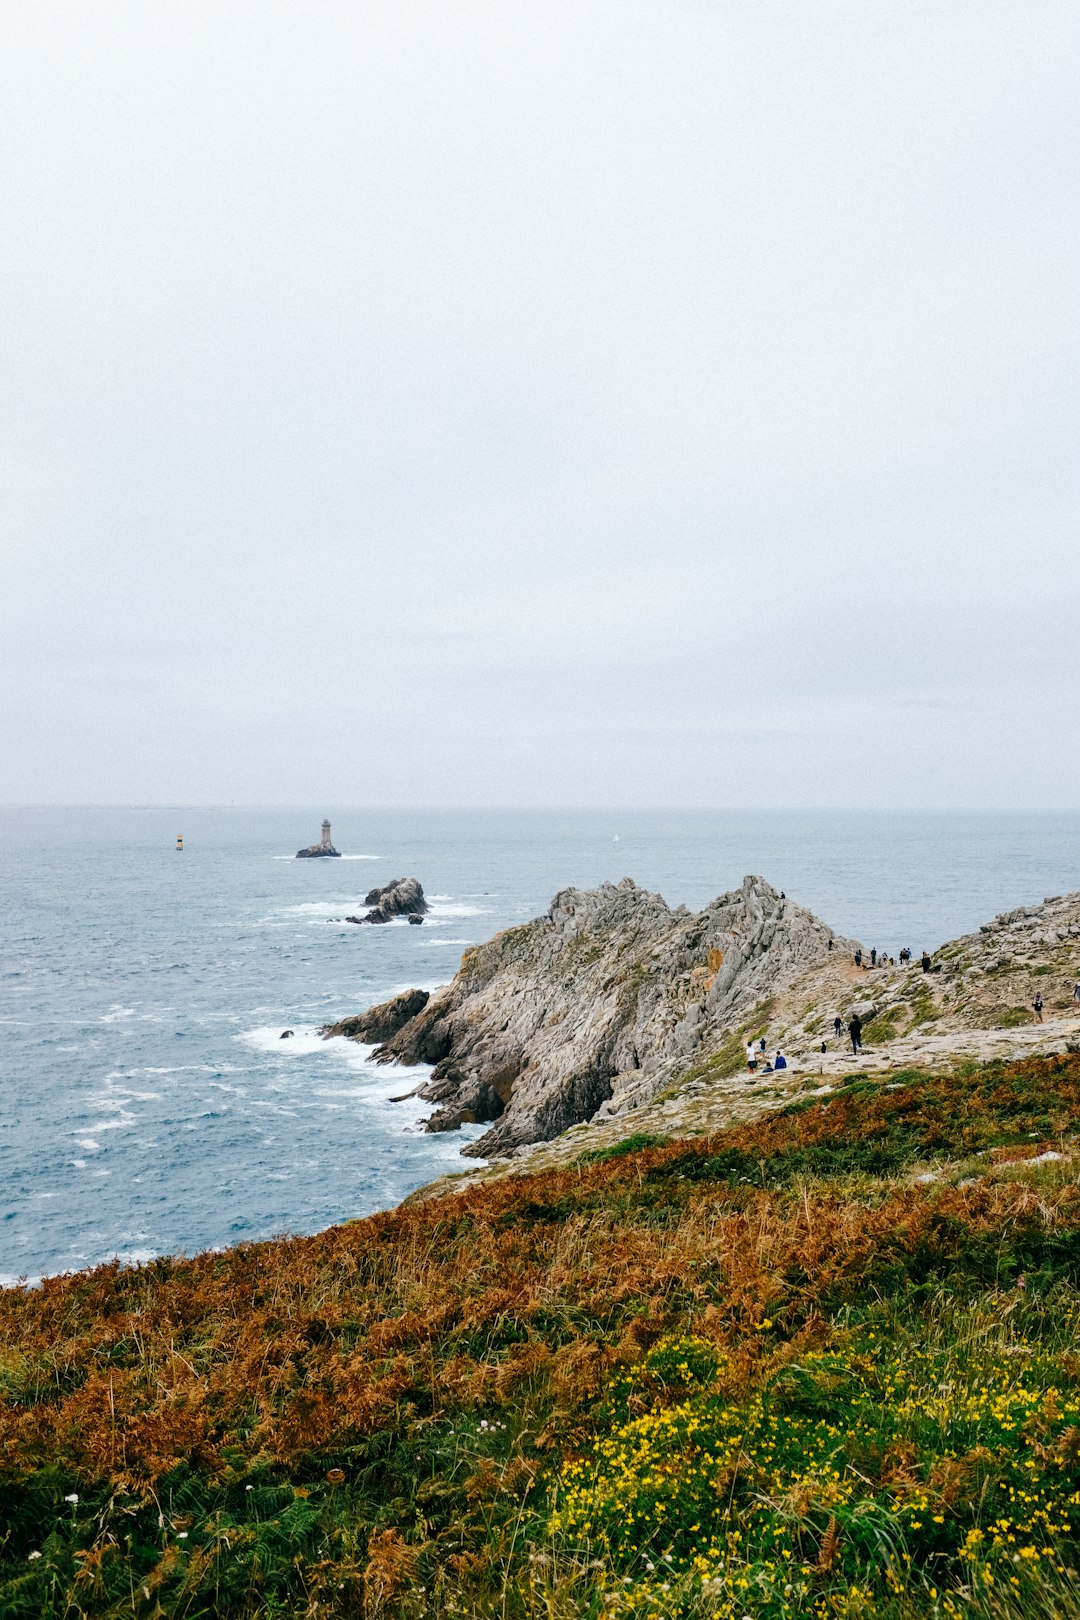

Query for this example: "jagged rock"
[361,875,853,1157]
[279,1029,295,1039]
[347,877,429,925]
[321,989,431,1045]
[389,886,1080,1192]
[408,915,424,926]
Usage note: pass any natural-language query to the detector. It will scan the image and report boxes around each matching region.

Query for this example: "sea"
[2,806,1079,1286]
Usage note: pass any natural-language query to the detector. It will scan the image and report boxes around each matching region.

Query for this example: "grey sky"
[1,1,1077,807]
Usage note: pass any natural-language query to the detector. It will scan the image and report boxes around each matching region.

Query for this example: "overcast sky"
[1,1,1077,808]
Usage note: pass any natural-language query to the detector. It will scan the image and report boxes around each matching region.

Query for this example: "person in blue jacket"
[773,1050,788,1070]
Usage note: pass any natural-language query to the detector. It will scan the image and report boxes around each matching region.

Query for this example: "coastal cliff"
[360,875,853,1155]
[330,878,1080,1167]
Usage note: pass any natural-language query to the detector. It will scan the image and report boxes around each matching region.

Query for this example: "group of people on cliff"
[745,1037,787,1075]
[854,946,932,972]
[746,1013,865,1074]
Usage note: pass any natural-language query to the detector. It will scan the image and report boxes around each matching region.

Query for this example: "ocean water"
[2,806,1079,1284]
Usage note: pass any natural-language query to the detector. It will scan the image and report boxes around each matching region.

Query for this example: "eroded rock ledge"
[336,875,852,1158]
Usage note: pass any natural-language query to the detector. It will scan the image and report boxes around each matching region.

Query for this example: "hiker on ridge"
[849,1014,863,1055]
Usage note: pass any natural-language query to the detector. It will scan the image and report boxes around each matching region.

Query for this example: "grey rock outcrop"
[322,989,430,1045]
[346,877,429,925]
[356,875,852,1157]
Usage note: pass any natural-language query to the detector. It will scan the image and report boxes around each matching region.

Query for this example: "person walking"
[921,951,932,974]
[746,1042,758,1072]
[870,948,877,967]
[1073,979,1080,1009]
[849,1013,863,1055]
[1033,991,1044,1023]
[854,949,863,968]
[833,1014,843,1038]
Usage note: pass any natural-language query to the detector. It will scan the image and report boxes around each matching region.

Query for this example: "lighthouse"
[296,819,341,858]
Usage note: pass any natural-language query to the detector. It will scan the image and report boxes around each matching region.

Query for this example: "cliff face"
[370,875,852,1156]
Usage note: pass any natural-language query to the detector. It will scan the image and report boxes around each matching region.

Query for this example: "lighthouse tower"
[296,819,340,857]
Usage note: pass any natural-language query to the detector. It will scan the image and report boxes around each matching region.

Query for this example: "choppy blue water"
[2,806,1079,1283]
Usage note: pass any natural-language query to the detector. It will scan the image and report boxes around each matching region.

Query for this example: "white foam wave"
[236,1025,330,1056]
[100,1006,136,1023]
[271,853,380,860]
[279,900,355,915]
[428,903,491,918]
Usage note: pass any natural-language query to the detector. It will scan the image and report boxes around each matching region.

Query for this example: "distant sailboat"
[612,834,620,843]
[176,835,184,851]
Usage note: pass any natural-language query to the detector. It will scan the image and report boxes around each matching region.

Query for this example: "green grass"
[576,1133,671,1165]
[551,1291,1080,1619]
[6,1054,1080,1618]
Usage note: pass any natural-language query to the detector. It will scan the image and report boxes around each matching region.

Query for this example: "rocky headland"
[345,876,428,925]
[324,876,1080,1181]
[328,875,851,1153]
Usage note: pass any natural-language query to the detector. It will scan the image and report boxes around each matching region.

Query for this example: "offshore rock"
[361,875,853,1157]
[346,877,429,925]
[322,989,430,1045]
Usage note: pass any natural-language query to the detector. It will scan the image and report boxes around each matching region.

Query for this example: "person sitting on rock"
[773,1050,788,1070]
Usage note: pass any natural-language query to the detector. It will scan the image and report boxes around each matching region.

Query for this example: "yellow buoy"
[176,835,184,851]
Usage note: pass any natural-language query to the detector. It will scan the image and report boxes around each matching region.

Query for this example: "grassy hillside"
[5,1055,1080,1617]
